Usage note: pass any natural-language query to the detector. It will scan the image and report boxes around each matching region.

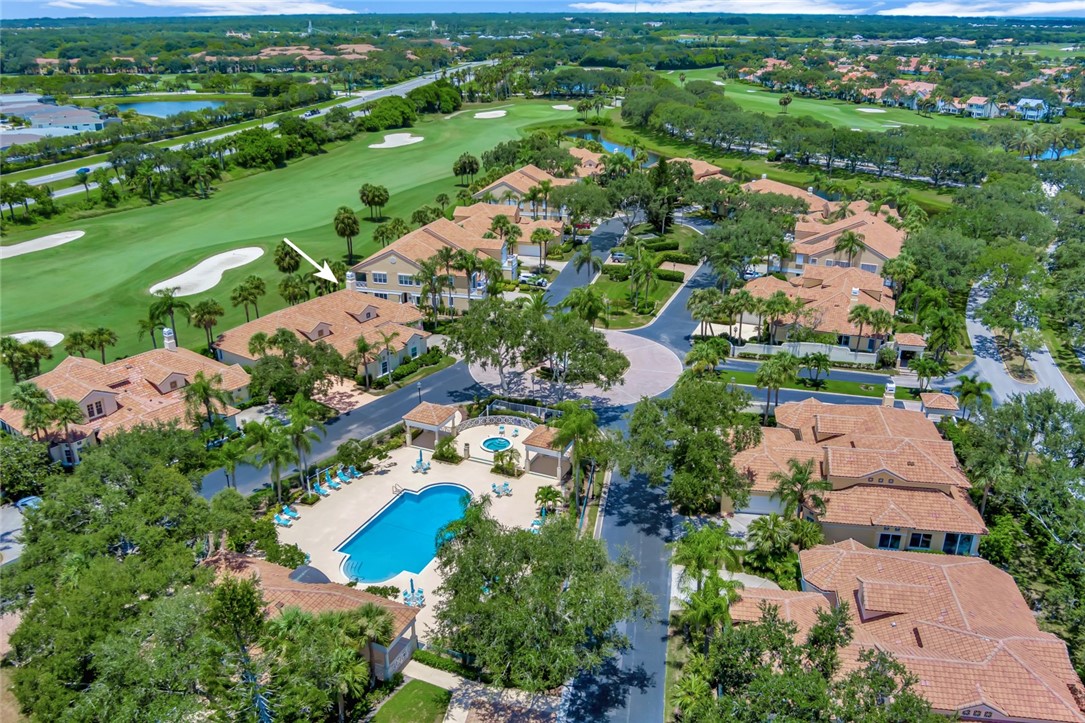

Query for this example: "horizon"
[4,2,1085,21]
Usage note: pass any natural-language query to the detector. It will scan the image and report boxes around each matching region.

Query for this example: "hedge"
[412,649,488,682]
[603,264,630,281]
[656,251,698,266]
[390,348,444,382]
[643,238,680,251]
[654,268,685,283]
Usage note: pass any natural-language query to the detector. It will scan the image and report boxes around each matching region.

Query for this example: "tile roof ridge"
[998,643,1085,720]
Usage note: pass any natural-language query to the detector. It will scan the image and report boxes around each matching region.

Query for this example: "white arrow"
[282,237,338,284]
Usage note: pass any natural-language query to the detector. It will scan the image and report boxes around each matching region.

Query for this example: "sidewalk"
[402,661,561,723]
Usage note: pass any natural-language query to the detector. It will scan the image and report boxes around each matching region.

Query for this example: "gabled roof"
[797,542,1085,722]
[668,157,728,182]
[730,587,829,636]
[775,399,942,445]
[792,206,906,262]
[402,402,458,427]
[354,218,504,273]
[920,392,959,412]
[730,427,823,493]
[474,164,575,198]
[742,178,831,217]
[819,484,986,535]
[522,424,567,452]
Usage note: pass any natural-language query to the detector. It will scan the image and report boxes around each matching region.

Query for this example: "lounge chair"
[422,462,431,472]
[337,469,352,485]
[491,483,504,497]
[512,427,519,438]
[501,482,512,496]
[412,463,423,473]
[348,465,363,479]
[498,425,505,436]
[325,473,342,491]
[282,505,300,520]
[314,482,330,497]
[531,519,542,527]
[274,514,293,528]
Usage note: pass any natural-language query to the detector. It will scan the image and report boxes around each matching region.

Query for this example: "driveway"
[965,283,1083,408]
[0,505,25,567]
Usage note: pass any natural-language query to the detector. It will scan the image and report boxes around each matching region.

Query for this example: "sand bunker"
[746,89,758,93]
[1,230,85,260]
[369,133,424,149]
[856,108,887,114]
[150,247,264,297]
[713,81,725,86]
[11,331,64,347]
[474,110,507,119]
[552,104,575,111]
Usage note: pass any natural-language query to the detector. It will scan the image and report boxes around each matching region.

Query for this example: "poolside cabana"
[894,333,927,369]
[522,424,573,481]
[920,392,960,421]
[402,402,461,451]
[205,552,419,680]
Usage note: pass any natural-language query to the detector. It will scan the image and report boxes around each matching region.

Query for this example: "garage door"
[738,493,785,516]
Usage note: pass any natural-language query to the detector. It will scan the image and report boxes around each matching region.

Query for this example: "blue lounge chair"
[498,425,505,436]
[274,514,293,528]
[282,505,300,520]
[314,482,330,497]
[337,468,352,485]
[348,465,363,479]
[531,519,542,527]
[325,473,342,491]
[491,483,503,497]
[501,482,512,496]
[512,427,519,438]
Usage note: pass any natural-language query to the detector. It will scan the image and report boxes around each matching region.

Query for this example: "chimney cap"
[851,287,860,296]
[761,173,768,180]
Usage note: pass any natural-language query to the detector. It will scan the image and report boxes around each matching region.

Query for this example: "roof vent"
[851,288,860,296]
[807,186,814,194]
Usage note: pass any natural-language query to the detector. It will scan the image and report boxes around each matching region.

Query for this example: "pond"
[565,129,659,166]
[115,100,225,118]
[1033,146,1079,161]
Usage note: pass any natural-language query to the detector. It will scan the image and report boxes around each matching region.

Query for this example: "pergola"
[402,402,460,451]
[522,424,573,481]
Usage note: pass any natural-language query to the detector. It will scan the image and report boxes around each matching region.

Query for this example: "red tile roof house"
[784,200,906,277]
[472,164,576,220]
[729,400,985,557]
[212,289,429,382]
[732,541,1085,723]
[0,335,249,466]
[965,96,1001,119]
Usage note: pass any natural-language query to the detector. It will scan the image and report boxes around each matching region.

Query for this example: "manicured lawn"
[1039,318,1085,403]
[628,223,702,252]
[371,680,450,723]
[665,69,1082,133]
[723,367,887,398]
[594,276,682,330]
[0,100,575,395]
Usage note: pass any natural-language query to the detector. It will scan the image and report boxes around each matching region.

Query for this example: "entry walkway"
[402,661,561,723]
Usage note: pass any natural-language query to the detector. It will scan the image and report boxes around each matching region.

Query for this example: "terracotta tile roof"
[522,425,565,451]
[474,165,575,198]
[568,146,605,177]
[966,95,989,105]
[356,218,504,275]
[792,209,905,261]
[402,402,458,427]
[731,427,822,493]
[0,349,248,442]
[741,267,895,338]
[743,178,831,217]
[669,157,728,182]
[820,484,986,535]
[895,332,927,348]
[730,587,829,636]
[458,212,562,241]
[798,542,1085,722]
[206,553,418,635]
[213,289,426,363]
[824,437,970,488]
[775,399,941,445]
[921,392,959,412]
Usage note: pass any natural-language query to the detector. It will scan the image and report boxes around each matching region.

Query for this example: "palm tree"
[523,186,543,219]
[453,250,482,304]
[244,275,266,318]
[216,438,248,489]
[791,518,824,550]
[435,192,450,212]
[253,421,298,503]
[670,521,744,593]
[867,308,894,345]
[755,356,786,424]
[778,94,793,113]
[881,254,916,297]
[327,646,368,723]
[684,339,728,376]
[434,246,459,311]
[572,245,602,277]
[910,356,943,392]
[333,206,361,264]
[190,298,225,349]
[50,398,83,452]
[537,179,553,218]
[347,336,377,390]
[833,230,866,268]
[746,512,794,570]
[762,291,794,345]
[770,458,830,519]
[10,382,52,441]
[248,332,270,359]
[372,223,397,249]
[273,240,301,274]
[137,309,165,349]
[535,485,561,513]
[150,287,191,345]
[954,374,992,420]
[345,603,394,687]
[377,330,400,377]
[21,339,52,375]
[530,228,555,271]
[553,401,601,514]
[565,285,608,329]
[800,352,831,386]
[62,331,91,359]
[413,257,447,319]
[847,304,874,349]
[286,392,325,494]
[278,274,311,306]
[183,371,232,429]
[678,572,743,655]
[478,257,504,298]
[687,287,723,338]
[731,289,755,340]
[88,327,118,364]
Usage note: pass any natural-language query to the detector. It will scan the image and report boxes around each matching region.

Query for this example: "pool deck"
[277,441,556,641]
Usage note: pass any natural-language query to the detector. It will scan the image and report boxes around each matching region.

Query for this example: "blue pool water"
[115,100,224,117]
[337,484,470,583]
[481,436,512,452]
[564,129,660,166]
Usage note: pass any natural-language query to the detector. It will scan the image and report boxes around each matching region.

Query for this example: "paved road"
[965,282,1083,408]
[27,61,491,195]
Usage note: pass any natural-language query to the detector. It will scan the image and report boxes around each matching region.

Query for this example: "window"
[398,274,416,286]
[867,338,877,351]
[372,272,388,285]
[86,404,95,418]
[380,359,389,375]
[64,447,74,465]
[170,380,178,390]
[410,346,418,358]
[808,258,817,265]
[909,533,932,550]
[88,400,104,417]
[837,260,851,268]
[878,533,902,550]
[838,335,851,347]
[824,259,834,267]
[943,533,974,556]
[861,263,878,273]
[374,293,388,300]
[410,295,421,305]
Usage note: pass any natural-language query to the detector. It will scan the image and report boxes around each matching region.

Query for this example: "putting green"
[666,67,1037,133]
[0,101,573,387]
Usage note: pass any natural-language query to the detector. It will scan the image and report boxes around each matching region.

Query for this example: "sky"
[4,0,1085,20]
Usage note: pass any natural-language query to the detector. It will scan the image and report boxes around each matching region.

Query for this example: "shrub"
[432,435,463,463]
[412,649,486,681]
[656,250,698,266]
[362,673,405,709]
[644,238,680,251]
[297,492,321,506]
[371,376,390,390]
[603,264,630,281]
[266,541,307,569]
[364,584,401,599]
[653,268,685,283]
[876,344,898,369]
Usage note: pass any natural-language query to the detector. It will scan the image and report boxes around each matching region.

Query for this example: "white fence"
[735,341,880,366]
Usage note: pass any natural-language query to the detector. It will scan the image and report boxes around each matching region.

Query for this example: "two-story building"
[0,334,250,465]
[452,203,563,266]
[738,267,897,352]
[731,542,1085,723]
[728,400,985,556]
[742,176,833,219]
[965,95,1000,119]
[213,289,428,381]
[473,164,575,214]
[1015,97,1051,121]
[783,203,905,277]
[348,217,514,313]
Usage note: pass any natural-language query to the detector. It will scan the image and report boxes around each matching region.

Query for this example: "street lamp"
[730,376,736,393]
[416,381,423,404]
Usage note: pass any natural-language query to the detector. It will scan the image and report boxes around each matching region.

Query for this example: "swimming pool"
[481,436,512,453]
[337,483,470,583]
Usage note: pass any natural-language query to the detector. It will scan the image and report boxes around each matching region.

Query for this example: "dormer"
[348,305,380,323]
[152,372,189,394]
[300,322,333,342]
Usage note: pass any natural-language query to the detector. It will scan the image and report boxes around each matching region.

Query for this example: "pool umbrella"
[410,578,415,596]
[418,449,423,465]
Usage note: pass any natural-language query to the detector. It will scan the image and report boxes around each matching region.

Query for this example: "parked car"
[611,252,627,263]
[303,109,320,117]
[76,167,91,175]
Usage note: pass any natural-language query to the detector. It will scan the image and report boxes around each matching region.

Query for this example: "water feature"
[1033,146,1079,162]
[565,129,660,165]
[481,436,512,453]
[115,99,225,117]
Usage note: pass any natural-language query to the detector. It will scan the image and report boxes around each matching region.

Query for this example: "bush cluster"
[411,650,487,682]
[390,348,444,382]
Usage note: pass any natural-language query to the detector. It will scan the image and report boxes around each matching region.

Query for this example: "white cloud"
[877,0,1085,14]
[129,0,355,14]
[570,0,864,12]
[46,0,117,7]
